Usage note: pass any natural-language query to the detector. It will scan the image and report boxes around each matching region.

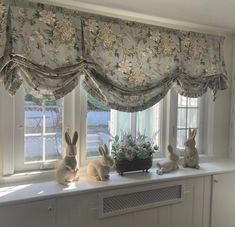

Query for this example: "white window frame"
[1,86,76,175]
[0,80,213,176]
[80,91,164,166]
[176,94,201,154]
[168,90,210,155]
[14,87,75,172]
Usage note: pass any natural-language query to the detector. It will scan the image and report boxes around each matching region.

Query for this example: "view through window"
[86,95,161,157]
[176,95,200,150]
[24,94,63,162]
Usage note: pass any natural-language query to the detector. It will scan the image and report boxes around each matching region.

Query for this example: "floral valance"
[0,0,228,112]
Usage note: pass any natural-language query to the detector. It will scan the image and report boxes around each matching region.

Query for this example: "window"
[85,93,161,162]
[13,87,73,172]
[1,84,208,175]
[24,94,63,163]
[86,95,111,157]
[137,103,161,146]
[177,95,199,149]
[176,94,202,153]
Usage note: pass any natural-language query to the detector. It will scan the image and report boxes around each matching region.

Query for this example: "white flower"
[118,59,132,74]
[183,38,191,48]
[39,10,56,25]
[205,67,217,76]
[161,37,176,56]
[142,47,153,57]
[85,19,98,32]
[130,69,145,84]
[149,31,161,43]
[97,26,116,48]
[125,149,135,161]
[53,20,76,41]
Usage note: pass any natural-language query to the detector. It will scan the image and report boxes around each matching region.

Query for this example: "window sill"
[1,158,235,207]
[0,170,56,186]
[0,154,217,185]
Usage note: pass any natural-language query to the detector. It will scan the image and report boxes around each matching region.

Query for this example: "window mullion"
[130,112,137,137]
[185,97,189,141]
[42,102,46,163]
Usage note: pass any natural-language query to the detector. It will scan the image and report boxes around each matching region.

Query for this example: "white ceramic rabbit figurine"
[55,131,79,185]
[87,144,114,181]
[183,128,200,169]
[156,145,179,175]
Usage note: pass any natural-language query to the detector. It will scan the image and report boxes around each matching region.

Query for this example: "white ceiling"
[35,0,235,33]
[77,0,235,32]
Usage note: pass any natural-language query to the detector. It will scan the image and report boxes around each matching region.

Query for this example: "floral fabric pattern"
[0,0,84,99]
[83,14,227,111]
[0,0,228,111]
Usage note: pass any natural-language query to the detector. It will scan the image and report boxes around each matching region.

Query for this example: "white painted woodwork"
[211,172,235,227]
[2,162,235,227]
[0,199,56,227]
[1,160,235,205]
[56,177,208,227]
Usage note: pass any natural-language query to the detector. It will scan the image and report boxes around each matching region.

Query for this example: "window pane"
[45,135,63,160]
[24,136,43,162]
[178,95,187,107]
[25,94,42,106]
[177,129,187,149]
[177,108,187,128]
[45,107,63,133]
[44,99,63,107]
[87,95,111,157]
[24,106,43,134]
[115,111,131,137]
[137,103,160,144]
[187,108,198,128]
[24,94,63,163]
[177,95,200,151]
[188,97,198,107]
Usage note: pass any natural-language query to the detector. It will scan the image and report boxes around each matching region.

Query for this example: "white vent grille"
[99,183,184,218]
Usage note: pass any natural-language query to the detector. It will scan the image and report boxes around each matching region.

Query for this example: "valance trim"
[0,0,229,112]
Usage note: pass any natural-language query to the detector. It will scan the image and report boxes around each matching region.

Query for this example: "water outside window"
[24,94,63,162]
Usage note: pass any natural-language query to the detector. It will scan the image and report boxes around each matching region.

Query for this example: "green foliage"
[25,94,61,106]
[111,132,158,161]
[25,94,42,105]
[87,95,110,111]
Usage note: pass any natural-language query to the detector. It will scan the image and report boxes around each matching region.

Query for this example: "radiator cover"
[99,182,184,218]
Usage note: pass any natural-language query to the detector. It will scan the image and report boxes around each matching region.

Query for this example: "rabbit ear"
[99,146,105,156]
[72,131,78,145]
[103,144,109,156]
[192,129,197,138]
[188,128,192,138]
[65,132,71,145]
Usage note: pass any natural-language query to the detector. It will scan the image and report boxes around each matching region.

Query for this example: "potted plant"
[111,132,158,176]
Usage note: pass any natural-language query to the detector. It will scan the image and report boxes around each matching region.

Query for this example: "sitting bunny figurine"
[55,131,79,185]
[156,145,179,175]
[87,144,114,181]
[183,128,200,169]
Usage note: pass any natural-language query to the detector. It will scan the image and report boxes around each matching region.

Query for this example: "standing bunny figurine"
[183,128,200,169]
[156,145,179,175]
[87,144,114,181]
[55,131,79,185]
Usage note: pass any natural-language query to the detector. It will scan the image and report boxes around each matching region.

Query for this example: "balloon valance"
[0,0,228,112]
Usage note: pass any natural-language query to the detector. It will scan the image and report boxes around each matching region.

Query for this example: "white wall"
[212,34,233,157]
[229,37,235,158]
